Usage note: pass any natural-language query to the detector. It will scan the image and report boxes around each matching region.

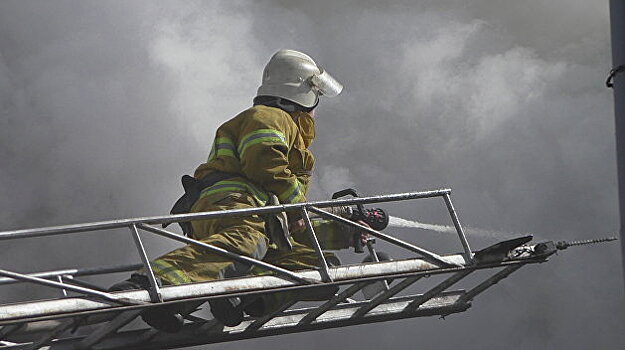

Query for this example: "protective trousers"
[150,191,338,313]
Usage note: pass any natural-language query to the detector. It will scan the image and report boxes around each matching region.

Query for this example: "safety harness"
[162,171,237,236]
[163,172,293,251]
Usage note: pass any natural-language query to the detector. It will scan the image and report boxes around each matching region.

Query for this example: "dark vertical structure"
[609,0,625,290]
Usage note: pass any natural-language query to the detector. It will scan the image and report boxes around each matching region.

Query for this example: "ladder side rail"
[0,264,142,287]
[1,256,527,325]
[0,268,144,306]
[0,190,452,241]
[308,206,456,267]
[0,257,544,326]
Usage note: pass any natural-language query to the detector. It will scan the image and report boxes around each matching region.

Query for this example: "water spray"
[388,216,516,238]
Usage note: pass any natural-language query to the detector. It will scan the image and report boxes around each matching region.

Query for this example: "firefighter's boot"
[109,274,185,333]
[209,297,244,327]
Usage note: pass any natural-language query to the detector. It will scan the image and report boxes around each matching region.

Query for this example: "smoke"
[147,3,263,142]
[0,0,268,297]
[311,165,356,199]
[0,1,623,349]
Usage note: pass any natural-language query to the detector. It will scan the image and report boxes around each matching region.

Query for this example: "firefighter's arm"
[238,112,306,204]
[290,219,369,251]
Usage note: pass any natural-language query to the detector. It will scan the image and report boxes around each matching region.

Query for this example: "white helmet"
[256,49,343,108]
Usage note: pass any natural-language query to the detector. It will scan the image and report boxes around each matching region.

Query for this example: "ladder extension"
[0,189,581,349]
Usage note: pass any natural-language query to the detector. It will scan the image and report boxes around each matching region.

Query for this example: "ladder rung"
[407,270,473,310]
[459,265,523,303]
[77,310,143,350]
[24,319,74,350]
[297,282,368,325]
[245,300,297,332]
[352,276,422,318]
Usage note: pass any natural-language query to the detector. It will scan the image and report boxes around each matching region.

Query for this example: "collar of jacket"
[290,111,315,148]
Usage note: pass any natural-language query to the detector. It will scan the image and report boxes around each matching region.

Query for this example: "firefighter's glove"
[350,220,371,248]
[289,219,307,233]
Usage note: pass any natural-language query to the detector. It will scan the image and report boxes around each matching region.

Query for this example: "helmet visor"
[311,68,343,98]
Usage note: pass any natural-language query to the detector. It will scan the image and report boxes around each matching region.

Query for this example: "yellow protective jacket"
[193,104,352,251]
[194,104,315,205]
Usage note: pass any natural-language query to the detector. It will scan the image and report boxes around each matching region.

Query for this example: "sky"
[0,1,623,349]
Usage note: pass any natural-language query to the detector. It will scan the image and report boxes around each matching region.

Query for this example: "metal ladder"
[0,189,565,349]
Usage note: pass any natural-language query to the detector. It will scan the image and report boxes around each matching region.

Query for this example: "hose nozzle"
[555,236,618,250]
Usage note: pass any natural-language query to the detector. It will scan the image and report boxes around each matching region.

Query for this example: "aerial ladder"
[0,189,615,350]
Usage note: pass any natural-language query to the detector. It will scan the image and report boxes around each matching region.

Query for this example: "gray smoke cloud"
[0,0,623,349]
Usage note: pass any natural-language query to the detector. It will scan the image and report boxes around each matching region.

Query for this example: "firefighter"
[111,49,362,331]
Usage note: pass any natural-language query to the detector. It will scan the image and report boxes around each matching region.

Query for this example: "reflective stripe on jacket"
[198,177,269,206]
[194,105,315,204]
